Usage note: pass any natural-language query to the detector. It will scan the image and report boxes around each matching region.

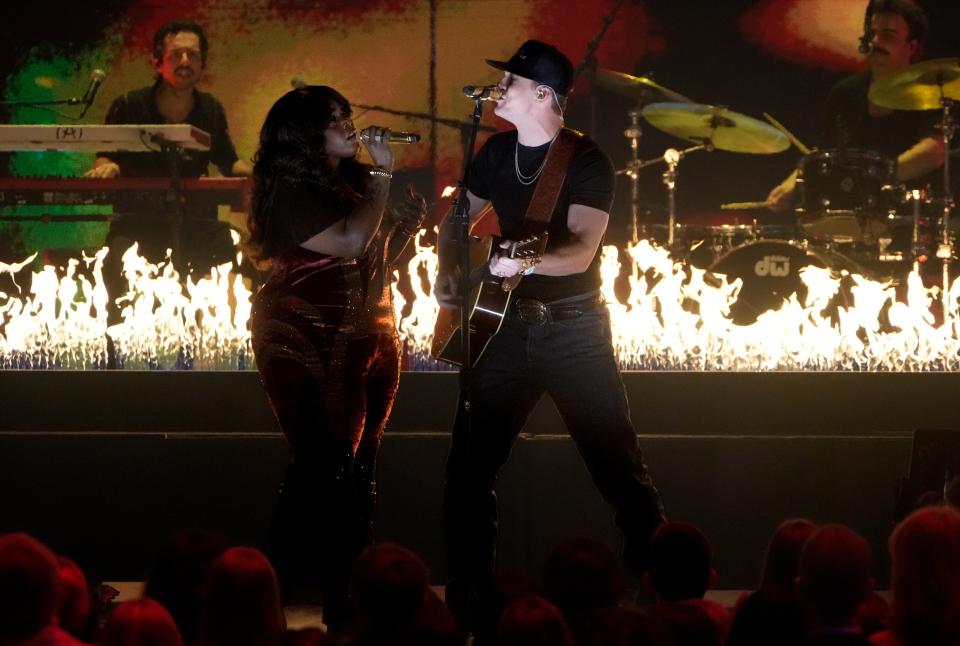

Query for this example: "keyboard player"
[85,20,252,299]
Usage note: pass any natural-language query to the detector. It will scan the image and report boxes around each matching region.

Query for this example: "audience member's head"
[351,543,429,630]
[144,528,230,643]
[197,546,285,646]
[99,598,183,646]
[495,595,573,646]
[796,524,873,629]
[0,532,61,643]
[350,543,463,645]
[759,519,817,596]
[56,555,92,640]
[648,522,715,602]
[542,537,625,623]
[887,505,960,643]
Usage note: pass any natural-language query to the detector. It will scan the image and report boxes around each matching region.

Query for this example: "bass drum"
[709,240,864,326]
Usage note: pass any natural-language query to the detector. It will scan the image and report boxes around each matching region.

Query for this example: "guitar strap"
[516,126,582,239]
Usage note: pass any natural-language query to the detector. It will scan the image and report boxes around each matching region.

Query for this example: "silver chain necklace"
[514,130,560,186]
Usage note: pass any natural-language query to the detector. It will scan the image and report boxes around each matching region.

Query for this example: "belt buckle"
[514,298,549,325]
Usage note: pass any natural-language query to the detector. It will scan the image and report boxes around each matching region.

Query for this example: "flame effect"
[600,241,960,371]
[0,244,252,370]
[3,235,960,371]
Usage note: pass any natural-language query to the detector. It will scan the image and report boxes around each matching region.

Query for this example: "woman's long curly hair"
[248,86,368,260]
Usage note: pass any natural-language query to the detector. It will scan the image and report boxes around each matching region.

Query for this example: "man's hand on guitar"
[435,270,460,309]
[489,240,537,278]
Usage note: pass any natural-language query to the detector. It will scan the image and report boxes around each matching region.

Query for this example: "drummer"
[767,0,944,211]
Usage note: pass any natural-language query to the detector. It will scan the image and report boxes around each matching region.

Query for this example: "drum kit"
[599,58,960,324]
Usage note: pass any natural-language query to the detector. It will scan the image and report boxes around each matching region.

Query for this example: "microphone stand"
[453,97,484,401]
[449,96,484,634]
[0,94,96,121]
[0,98,86,108]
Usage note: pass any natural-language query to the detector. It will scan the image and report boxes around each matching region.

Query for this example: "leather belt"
[511,293,604,326]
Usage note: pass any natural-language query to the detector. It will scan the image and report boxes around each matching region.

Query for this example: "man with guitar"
[434,40,666,640]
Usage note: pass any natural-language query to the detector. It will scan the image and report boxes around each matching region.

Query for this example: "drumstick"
[762,112,812,155]
[721,201,769,210]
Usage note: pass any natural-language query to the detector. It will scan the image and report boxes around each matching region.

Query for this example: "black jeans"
[443,296,666,632]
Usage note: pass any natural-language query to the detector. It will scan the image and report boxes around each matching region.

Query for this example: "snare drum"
[710,240,863,325]
[797,148,902,244]
[675,211,760,268]
[637,219,757,268]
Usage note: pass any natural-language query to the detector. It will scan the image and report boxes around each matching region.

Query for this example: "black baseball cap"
[485,40,574,96]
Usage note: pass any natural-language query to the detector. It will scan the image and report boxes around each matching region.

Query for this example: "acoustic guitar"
[431,233,547,367]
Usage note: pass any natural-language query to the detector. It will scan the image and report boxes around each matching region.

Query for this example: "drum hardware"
[654,144,711,248]
[625,108,643,242]
[683,222,760,269]
[640,102,791,154]
[630,101,788,259]
[602,71,692,243]
[937,98,956,314]
[905,190,924,271]
[868,58,960,308]
[867,58,960,112]
[795,148,900,245]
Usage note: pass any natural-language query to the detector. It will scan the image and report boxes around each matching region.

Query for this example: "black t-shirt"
[467,129,615,302]
[820,71,939,161]
[102,83,240,178]
[264,180,357,258]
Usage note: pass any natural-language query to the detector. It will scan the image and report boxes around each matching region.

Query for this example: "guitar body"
[431,234,545,367]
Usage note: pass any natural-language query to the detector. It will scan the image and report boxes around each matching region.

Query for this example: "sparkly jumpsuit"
[251,219,403,619]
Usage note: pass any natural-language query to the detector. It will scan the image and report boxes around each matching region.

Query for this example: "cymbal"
[641,102,790,154]
[595,70,692,104]
[868,58,960,111]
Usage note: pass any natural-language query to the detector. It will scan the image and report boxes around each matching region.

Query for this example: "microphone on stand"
[290,76,308,89]
[359,127,421,144]
[462,85,503,102]
[78,69,107,118]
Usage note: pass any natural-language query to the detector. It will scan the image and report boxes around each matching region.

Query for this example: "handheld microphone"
[290,76,308,89]
[462,85,503,101]
[359,127,421,144]
[78,69,107,117]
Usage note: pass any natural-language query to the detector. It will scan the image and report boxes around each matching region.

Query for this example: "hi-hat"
[641,102,790,154]
[595,70,692,104]
[868,58,960,111]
